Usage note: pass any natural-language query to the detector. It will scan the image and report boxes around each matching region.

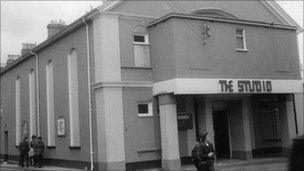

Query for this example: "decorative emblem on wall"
[201,23,210,44]
[57,116,65,137]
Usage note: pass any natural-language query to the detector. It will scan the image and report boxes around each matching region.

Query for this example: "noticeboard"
[177,113,193,130]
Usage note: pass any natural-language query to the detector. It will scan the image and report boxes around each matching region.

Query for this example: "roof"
[101,0,302,30]
[147,13,298,31]
[0,0,302,74]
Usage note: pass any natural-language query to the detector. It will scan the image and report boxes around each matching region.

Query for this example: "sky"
[0,0,303,66]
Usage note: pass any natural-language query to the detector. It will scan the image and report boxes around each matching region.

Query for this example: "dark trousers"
[18,151,29,167]
[35,154,43,167]
[193,159,214,171]
[29,155,35,166]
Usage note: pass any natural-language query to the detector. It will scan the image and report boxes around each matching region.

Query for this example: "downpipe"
[82,17,94,171]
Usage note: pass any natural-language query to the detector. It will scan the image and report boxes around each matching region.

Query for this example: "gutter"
[148,13,298,31]
[82,17,94,171]
[30,50,40,137]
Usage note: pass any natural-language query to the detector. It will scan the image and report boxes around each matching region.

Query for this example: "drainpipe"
[30,50,40,137]
[82,17,94,171]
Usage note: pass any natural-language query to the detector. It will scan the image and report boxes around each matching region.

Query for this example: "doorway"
[213,110,230,159]
[4,131,8,161]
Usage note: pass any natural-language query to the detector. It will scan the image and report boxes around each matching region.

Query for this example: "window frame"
[236,28,248,52]
[137,101,153,117]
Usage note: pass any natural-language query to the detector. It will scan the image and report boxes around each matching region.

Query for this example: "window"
[133,35,149,44]
[236,29,248,51]
[15,76,21,146]
[46,60,55,146]
[29,69,36,138]
[138,101,153,117]
[67,48,80,147]
[133,25,150,67]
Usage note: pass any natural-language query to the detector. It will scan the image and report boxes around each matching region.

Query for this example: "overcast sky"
[1,1,303,65]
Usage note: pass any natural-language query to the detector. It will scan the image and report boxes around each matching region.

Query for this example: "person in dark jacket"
[18,137,30,167]
[192,133,215,171]
[35,136,45,168]
[29,135,37,166]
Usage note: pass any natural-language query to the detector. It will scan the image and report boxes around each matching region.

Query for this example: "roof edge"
[260,0,303,32]
[147,13,298,30]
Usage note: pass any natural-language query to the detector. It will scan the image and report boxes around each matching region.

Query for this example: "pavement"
[0,157,288,171]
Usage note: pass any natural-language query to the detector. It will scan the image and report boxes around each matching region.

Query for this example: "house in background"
[0,1,303,170]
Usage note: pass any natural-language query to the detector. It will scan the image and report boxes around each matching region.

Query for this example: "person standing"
[192,133,215,171]
[18,137,30,168]
[29,135,36,166]
[35,137,45,168]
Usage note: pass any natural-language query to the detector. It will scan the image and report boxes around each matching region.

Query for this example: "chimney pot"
[47,19,67,38]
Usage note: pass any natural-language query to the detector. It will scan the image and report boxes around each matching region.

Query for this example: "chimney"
[21,43,36,56]
[47,20,67,38]
[6,54,21,65]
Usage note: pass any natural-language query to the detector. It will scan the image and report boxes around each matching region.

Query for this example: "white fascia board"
[153,78,303,95]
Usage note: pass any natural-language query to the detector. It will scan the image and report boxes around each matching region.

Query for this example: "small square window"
[138,104,148,114]
[138,101,153,117]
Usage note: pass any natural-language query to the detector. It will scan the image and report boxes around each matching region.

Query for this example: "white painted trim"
[153,78,303,95]
[92,81,153,90]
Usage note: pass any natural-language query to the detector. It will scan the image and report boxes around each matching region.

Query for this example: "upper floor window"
[236,28,248,51]
[133,25,150,67]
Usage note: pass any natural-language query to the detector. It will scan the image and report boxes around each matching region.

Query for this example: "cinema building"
[0,1,303,170]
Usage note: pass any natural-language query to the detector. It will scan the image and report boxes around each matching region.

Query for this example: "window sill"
[69,146,81,150]
[138,115,154,118]
[236,49,249,52]
[133,42,150,46]
[121,66,152,69]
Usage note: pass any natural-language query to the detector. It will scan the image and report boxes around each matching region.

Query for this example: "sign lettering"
[219,80,272,93]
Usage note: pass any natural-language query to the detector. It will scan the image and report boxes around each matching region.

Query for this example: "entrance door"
[4,131,8,161]
[213,110,230,159]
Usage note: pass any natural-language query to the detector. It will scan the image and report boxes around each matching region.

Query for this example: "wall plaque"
[57,116,65,137]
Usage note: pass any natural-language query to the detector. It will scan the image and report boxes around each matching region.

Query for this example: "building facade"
[0,1,303,170]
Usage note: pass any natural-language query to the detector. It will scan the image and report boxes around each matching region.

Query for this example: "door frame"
[212,109,232,159]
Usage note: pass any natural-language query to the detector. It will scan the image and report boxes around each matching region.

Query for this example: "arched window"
[192,9,241,19]
[46,60,55,146]
[29,69,36,138]
[67,48,80,147]
[133,25,150,67]
[15,76,21,145]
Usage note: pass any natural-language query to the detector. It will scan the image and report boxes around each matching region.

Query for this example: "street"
[1,157,288,171]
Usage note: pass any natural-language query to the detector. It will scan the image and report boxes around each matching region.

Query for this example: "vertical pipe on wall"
[82,17,94,171]
[30,50,40,136]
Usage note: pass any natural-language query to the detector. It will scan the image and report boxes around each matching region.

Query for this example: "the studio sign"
[219,80,272,93]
